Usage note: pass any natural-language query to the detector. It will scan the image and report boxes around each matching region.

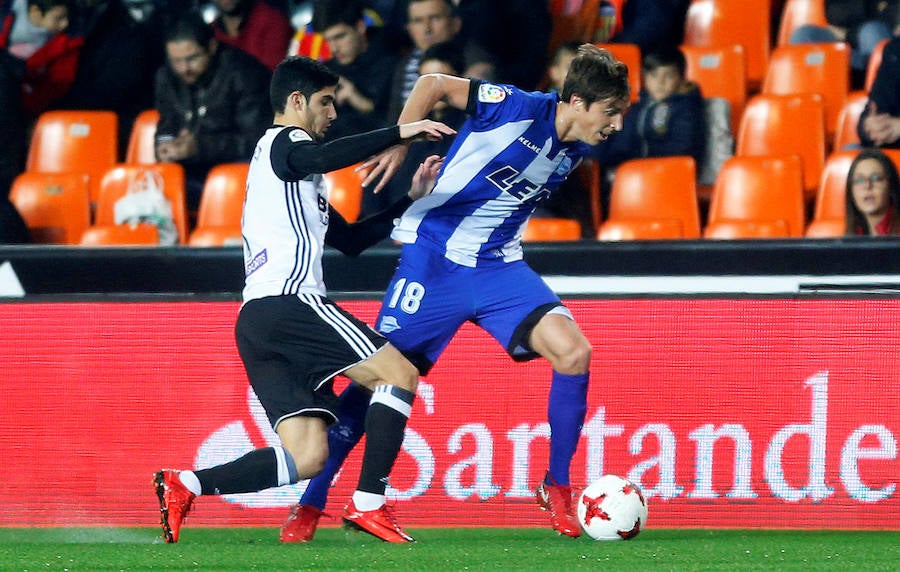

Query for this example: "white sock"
[352,490,385,511]
[178,470,202,496]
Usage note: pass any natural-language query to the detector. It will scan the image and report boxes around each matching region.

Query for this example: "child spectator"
[846,148,900,236]
[593,46,705,210]
[0,0,83,116]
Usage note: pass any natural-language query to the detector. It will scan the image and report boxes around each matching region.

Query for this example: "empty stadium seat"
[598,156,700,240]
[595,43,641,101]
[776,0,827,46]
[681,43,747,135]
[323,162,367,222]
[736,93,826,200]
[79,223,160,246]
[9,172,91,244]
[683,0,771,90]
[833,91,868,151]
[762,42,850,139]
[26,110,118,201]
[523,217,582,241]
[188,163,249,247]
[704,155,806,239]
[94,163,188,244]
[125,109,160,165]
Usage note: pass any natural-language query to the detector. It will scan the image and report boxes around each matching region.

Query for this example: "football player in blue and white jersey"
[285,44,630,540]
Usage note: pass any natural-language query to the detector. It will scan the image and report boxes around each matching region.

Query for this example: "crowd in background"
[3,0,900,243]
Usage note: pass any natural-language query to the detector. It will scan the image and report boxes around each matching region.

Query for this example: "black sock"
[194,447,297,495]
[356,385,415,495]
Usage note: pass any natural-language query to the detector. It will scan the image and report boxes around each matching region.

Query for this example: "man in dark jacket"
[154,12,271,210]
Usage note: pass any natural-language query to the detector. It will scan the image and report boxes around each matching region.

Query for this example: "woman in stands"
[846,148,900,235]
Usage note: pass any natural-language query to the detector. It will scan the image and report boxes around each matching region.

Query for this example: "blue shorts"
[375,244,568,374]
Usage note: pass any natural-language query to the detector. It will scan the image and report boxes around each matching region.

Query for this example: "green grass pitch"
[1,527,898,571]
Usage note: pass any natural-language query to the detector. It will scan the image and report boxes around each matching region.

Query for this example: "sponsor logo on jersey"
[289,129,312,143]
[245,248,268,276]
[478,84,506,103]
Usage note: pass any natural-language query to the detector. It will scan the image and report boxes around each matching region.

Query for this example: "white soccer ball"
[576,474,648,541]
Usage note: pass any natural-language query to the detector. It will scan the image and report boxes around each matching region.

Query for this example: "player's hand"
[408,155,444,200]
[398,119,456,142]
[359,144,408,193]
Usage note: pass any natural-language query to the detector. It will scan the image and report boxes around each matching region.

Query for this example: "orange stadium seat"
[806,150,855,237]
[26,110,118,201]
[595,43,641,101]
[94,163,188,244]
[736,93,826,200]
[9,172,91,244]
[523,217,582,241]
[833,91,868,151]
[704,155,806,239]
[598,156,700,240]
[324,162,367,223]
[188,163,248,247]
[681,44,747,135]
[776,0,827,46]
[79,223,160,246]
[865,38,888,92]
[683,0,771,90]
[125,109,160,164]
[762,42,850,140]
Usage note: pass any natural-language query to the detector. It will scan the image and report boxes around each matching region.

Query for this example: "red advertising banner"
[0,299,897,529]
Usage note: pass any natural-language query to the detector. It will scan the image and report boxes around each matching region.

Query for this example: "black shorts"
[235,293,387,429]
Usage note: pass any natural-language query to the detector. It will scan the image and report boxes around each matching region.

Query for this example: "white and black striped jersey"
[241,123,407,303]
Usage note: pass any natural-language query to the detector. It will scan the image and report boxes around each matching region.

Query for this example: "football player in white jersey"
[154,56,454,544]
[285,45,630,540]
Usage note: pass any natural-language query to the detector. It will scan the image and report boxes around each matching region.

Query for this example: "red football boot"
[342,499,415,543]
[280,504,323,543]
[536,475,582,538]
[153,470,196,543]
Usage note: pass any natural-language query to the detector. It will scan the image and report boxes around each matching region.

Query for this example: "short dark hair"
[407,0,457,17]
[164,12,214,48]
[311,0,365,32]
[560,44,630,105]
[270,56,340,114]
[420,41,465,75]
[642,47,687,77]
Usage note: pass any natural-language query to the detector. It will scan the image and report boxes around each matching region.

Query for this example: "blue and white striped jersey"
[391,82,593,267]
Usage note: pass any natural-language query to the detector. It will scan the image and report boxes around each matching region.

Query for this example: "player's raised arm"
[360,73,470,192]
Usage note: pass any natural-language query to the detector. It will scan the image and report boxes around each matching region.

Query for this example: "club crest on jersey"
[478,84,507,103]
[555,156,574,176]
[289,129,311,143]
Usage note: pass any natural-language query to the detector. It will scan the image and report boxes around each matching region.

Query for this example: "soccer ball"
[576,474,648,540]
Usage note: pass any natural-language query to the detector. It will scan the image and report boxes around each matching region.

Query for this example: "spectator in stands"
[546,40,581,94]
[363,40,467,217]
[54,0,164,155]
[593,46,705,211]
[154,12,270,210]
[790,0,898,89]
[210,0,293,71]
[312,0,397,141]
[1,0,83,117]
[609,0,691,54]
[846,148,900,236]
[0,46,29,243]
[859,35,900,149]
[387,0,492,121]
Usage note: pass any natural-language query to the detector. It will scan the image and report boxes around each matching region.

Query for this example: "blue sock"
[298,383,370,510]
[546,371,589,486]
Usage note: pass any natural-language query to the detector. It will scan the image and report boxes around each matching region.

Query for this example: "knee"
[552,338,592,375]
[392,359,419,393]
[285,443,329,480]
